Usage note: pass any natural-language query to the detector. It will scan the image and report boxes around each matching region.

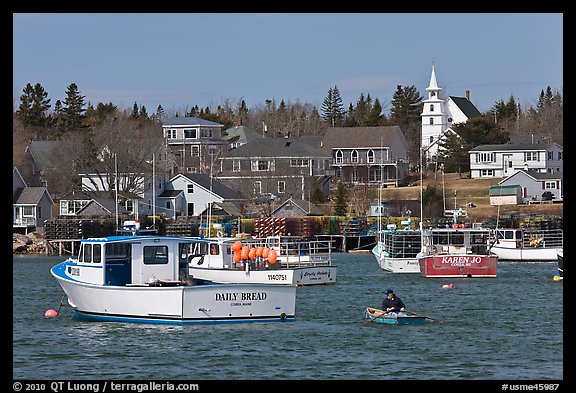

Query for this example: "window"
[430,104,434,112]
[187,184,194,193]
[125,200,133,212]
[369,168,381,182]
[200,128,213,138]
[38,206,42,218]
[232,160,241,172]
[429,118,434,125]
[367,150,375,163]
[477,153,495,162]
[167,129,177,139]
[558,151,562,160]
[208,147,217,158]
[209,244,219,255]
[351,169,359,183]
[525,152,539,161]
[166,201,171,209]
[450,234,465,245]
[431,92,436,97]
[351,150,359,163]
[335,150,343,164]
[335,169,341,178]
[93,244,101,263]
[184,129,197,139]
[187,203,194,216]
[480,169,494,177]
[23,206,34,216]
[191,146,200,156]
[290,159,308,167]
[545,181,556,189]
[278,181,286,193]
[254,181,262,194]
[143,246,168,265]
[251,160,274,171]
[84,244,92,263]
[548,151,553,160]
[429,136,434,144]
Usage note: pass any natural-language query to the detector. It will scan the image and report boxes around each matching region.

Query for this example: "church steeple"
[426,63,442,99]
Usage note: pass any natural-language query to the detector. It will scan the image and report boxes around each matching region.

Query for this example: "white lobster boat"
[489,228,563,261]
[51,235,296,324]
[188,237,337,286]
[372,228,421,273]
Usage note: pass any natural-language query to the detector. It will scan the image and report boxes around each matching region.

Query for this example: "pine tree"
[16,82,51,127]
[131,102,140,119]
[321,86,345,127]
[333,181,347,216]
[155,104,165,121]
[61,83,86,133]
[139,105,148,119]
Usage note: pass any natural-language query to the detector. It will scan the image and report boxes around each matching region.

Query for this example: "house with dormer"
[321,126,409,186]
[13,166,54,234]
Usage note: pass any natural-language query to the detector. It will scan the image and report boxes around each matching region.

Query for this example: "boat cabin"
[494,228,563,249]
[422,228,491,256]
[188,238,235,269]
[71,236,208,286]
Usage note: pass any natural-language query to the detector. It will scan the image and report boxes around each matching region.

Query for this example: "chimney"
[466,89,470,101]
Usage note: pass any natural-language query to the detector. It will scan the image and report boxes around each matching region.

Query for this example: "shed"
[489,185,522,206]
[271,198,325,218]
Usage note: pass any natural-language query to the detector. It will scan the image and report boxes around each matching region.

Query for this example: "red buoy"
[44,309,58,318]
[441,284,454,289]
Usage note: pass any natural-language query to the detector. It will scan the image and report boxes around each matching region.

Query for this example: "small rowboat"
[364,307,427,325]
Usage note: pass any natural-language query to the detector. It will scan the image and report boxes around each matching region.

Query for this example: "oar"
[362,308,388,324]
[405,310,444,324]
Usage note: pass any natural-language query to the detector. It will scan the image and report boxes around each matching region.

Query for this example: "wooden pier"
[45,239,81,256]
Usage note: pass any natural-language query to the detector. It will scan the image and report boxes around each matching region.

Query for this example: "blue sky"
[13,13,563,115]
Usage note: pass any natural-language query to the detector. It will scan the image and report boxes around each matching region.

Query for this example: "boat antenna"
[152,153,156,228]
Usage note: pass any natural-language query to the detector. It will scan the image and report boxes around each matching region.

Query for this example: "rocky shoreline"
[13,232,47,254]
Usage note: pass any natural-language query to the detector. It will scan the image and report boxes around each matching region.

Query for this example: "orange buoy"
[255,246,264,258]
[268,249,278,264]
[248,248,256,260]
[262,248,270,258]
[44,309,58,318]
[232,241,242,252]
[233,251,241,263]
[241,245,249,260]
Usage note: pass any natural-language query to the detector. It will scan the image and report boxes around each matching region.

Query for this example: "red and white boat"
[417,226,497,278]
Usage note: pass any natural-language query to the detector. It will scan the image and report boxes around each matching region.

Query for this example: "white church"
[421,64,482,161]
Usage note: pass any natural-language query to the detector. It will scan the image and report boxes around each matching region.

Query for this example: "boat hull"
[418,254,497,278]
[189,266,337,286]
[364,308,426,325]
[557,249,563,277]
[490,246,559,262]
[51,263,296,325]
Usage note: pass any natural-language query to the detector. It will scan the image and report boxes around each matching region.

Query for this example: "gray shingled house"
[321,126,409,186]
[217,138,332,202]
[13,166,54,234]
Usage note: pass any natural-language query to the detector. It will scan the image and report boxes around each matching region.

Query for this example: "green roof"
[449,96,482,119]
[489,185,520,196]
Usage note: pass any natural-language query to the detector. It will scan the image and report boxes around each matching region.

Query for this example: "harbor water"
[13,253,563,381]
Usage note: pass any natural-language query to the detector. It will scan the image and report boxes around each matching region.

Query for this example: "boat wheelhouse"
[489,228,563,261]
[50,235,296,324]
[417,227,497,278]
[188,237,337,286]
[372,229,421,273]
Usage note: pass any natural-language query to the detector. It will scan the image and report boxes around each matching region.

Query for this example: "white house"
[160,173,244,219]
[497,169,563,202]
[469,143,563,179]
[421,65,482,160]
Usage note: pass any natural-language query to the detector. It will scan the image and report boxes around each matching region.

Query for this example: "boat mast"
[419,145,424,251]
[115,153,119,230]
[152,153,155,228]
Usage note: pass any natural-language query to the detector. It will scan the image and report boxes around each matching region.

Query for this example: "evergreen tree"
[131,102,140,119]
[389,85,423,164]
[237,99,249,125]
[365,97,384,126]
[139,105,148,119]
[321,85,345,126]
[155,104,165,121]
[61,83,86,133]
[333,181,347,216]
[16,82,51,127]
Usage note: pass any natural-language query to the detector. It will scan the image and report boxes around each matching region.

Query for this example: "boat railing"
[249,238,334,267]
[521,229,563,248]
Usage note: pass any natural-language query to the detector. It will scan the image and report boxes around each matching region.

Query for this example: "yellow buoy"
[553,275,563,282]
